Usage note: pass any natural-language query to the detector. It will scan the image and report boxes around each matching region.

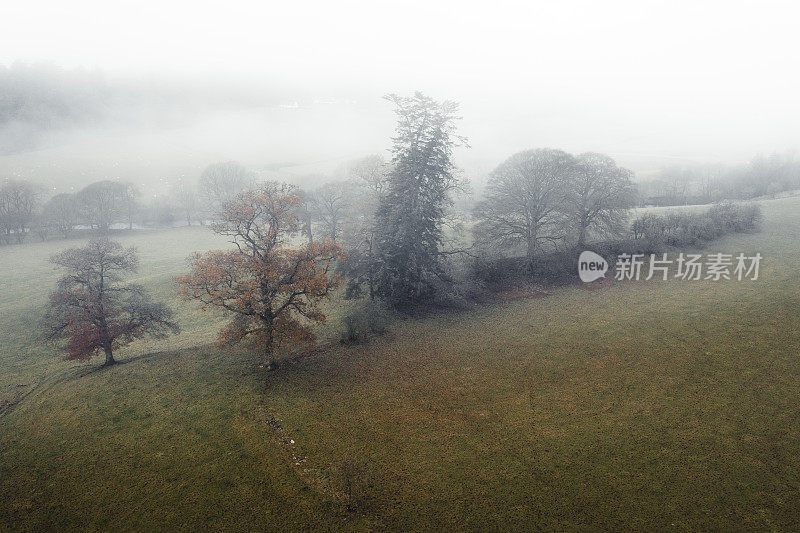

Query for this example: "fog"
[2,0,800,191]
[4,5,800,527]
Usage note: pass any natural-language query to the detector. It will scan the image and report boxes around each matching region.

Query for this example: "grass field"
[1,197,800,530]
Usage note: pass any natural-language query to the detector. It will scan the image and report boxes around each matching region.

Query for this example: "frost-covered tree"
[0,180,39,244]
[41,193,80,239]
[340,155,390,300]
[374,93,466,307]
[198,161,253,217]
[568,153,635,246]
[474,148,574,261]
[310,181,351,243]
[76,180,128,233]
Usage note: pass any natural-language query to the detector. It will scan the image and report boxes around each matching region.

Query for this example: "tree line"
[1,179,140,244]
[41,92,764,371]
[637,151,800,207]
[42,93,469,367]
[0,156,379,245]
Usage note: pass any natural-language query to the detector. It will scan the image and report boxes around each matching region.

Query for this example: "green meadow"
[1,196,799,530]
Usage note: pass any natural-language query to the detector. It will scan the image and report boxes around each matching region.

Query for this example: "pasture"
[1,196,799,530]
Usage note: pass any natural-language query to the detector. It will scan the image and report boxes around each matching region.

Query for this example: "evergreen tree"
[374,92,466,308]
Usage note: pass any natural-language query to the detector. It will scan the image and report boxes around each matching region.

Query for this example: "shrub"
[706,202,762,232]
[528,249,578,284]
[340,301,391,344]
[471,202,763,292]
[629,202,762,250]
[680,214,721,244]
[470,254,526,285]
[591,237,663,262]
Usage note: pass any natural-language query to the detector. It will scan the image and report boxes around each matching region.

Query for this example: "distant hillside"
[0,63,302,157]
[0,64,113,154]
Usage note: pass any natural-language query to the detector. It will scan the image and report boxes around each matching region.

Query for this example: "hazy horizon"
[2,0,800,191]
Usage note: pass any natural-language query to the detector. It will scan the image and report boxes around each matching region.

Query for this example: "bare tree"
[473,148,574,262]
[198,161,253,216]
[144,196,176,227]
[347,154,389,198]
[31,217,50,242]
[170,179,199,226]
[340,155,390,299]
[44,239,179,365]
[120,182,140,230]
[0,180,40,244]
[294,188,315,242]
[692,164,722,203]
[76,180,127,233]
[657,167,692,205]
[41,193,80,239]
[311,181,351,243]
[568,153,635,246]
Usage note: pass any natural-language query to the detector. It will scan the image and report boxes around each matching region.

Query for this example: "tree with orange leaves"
[178,181,343,370]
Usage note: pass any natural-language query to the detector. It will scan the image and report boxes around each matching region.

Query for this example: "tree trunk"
[368,238,375,301]
[526,227,537,268]
[103,343,116,366]
[264,317,276,371]
[305,221,313,243]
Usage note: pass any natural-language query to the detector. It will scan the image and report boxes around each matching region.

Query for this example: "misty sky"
[2,0,800,185]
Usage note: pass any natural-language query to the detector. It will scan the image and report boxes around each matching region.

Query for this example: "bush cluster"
[470,202,763,289]
[340,301,391,344]
[631,202,762,248]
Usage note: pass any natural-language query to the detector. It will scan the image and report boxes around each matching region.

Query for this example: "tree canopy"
[44,239,179,365]
[178,182,343,369]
